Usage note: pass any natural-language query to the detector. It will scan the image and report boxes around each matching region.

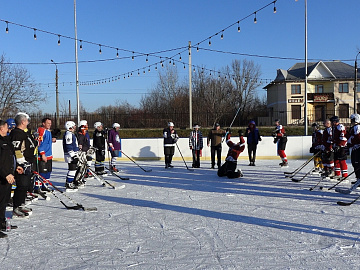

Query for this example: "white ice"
[1,159,360,269]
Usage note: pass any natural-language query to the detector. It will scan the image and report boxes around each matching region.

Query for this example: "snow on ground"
[1,159,360,269]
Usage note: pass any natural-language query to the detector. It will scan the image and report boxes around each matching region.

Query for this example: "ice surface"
[1,159,360,269]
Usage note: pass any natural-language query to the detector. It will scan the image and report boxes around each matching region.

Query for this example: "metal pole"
[304,0,308,135]
[51,59,60,128]
[74,0,80,124]
[354,52,360,114]
[188,41,192,129]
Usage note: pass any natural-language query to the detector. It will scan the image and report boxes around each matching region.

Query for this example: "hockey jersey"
[225,134,245,162]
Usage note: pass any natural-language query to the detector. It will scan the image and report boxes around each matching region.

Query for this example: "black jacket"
[93,129,106,150]
[10,127,37,164]
[0,135,16,184]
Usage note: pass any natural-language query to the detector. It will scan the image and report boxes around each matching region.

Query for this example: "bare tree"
[0,55,45,117]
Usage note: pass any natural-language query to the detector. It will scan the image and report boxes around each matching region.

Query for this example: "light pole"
[354,51,360,114]
[74,0,80,125]
[296,0,308,135]
[51,59,60,128]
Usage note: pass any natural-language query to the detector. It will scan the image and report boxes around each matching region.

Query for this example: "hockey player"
[6,118,15,135]
[310,123,324,173]
[163,122,179,168]
[10,112,37,217]
[63,121,79,191]
[330,116,348,178]
[345,114,360,191]
[245,120,262,166]
[35,117,54,194]
[321,119,335,178]
[77,120,92,180]
[189,124,203,168]
[0,120,23,236]
[93,122,106,175]
[107,123,121,172]
[273,119,288,167]
[218,129,245,178]
[207,123,226,169]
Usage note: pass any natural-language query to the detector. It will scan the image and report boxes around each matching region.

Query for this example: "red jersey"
[322,127,332,151]
[347,124,360,149]
[225,134,245,162]
[332,124,347,147]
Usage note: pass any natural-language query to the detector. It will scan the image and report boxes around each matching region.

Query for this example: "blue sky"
[1,0,359,114]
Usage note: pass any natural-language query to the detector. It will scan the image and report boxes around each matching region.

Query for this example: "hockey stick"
[309,177,325,191]
[175,142,194,171]
[337,195,360,206]
[327,168,360,190]
[284,152,320,177]
[105,166,129,180]
[221,107,241,143]
[291,165,317,182]
[88,167,119,189]
[32,171,97,211]
[120,150,152,172]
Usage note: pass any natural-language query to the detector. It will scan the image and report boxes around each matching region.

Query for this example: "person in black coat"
[0,120,24,237]
[93,122,106,175]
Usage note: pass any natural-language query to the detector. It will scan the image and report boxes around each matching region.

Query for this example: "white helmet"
[94,121,103,128]
[168,122,174,127]
[65,121,76,131]
[112,123,120,128]
[350,114,360,123]
[79,120,88,127]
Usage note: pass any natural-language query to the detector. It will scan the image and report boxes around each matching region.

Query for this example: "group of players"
[0,113,122,238]
[309,113,360,192]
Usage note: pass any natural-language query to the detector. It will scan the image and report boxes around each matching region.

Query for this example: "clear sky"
[1,0,359,114]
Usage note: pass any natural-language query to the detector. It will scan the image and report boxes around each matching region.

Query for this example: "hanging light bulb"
[193,67,195,72]
[99,45,102,54]
[132,52,134,60]
[173,61,175,66]
[148,67,151,72]
[179,54,182,60]
[155,65,157,70]
[221,31,224,40]
[273,1,277,13]
[161,61,164,68]
[33,29,37,40]
[143,69,145,74]
[237,21,241,32]
[197,47,199,52]
[58,35,61,45]
[210,71,212,76]
[80,40,83,50]
[5,21,9,33]
[138,70,140,76]
[209,38,211,46]
[254,12,257,23]
[183,64,186,69]
[146,54,149,62]
[128,73,130,77]
[169,59,172,64]
[116,48,119,58]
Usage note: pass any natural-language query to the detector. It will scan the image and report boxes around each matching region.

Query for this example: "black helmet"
[330,116,339,123]
[311,123,319,128]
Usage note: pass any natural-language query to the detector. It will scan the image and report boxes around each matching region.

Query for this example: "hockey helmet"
[330,116,339,123]
[94,121,103,129]
[311,122,319,128]
[112,122,120,128]
[65,121,76,131]
[350,114,360,123]
[79,120,88,127]
[214,123,220,127]
[6,118,15,129]
[168,122,174,127]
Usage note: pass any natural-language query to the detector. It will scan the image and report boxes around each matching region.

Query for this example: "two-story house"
[262,61,359,125]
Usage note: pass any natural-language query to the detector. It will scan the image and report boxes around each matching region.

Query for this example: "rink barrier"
[51,136,312,161]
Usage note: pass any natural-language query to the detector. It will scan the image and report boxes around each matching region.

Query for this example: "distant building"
[261,61,360,125]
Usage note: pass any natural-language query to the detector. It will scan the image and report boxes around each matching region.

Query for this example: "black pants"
[164,146,175,165]
[192,149,201,168]
[13,172,32,209]
[95,149,105,172]
[351,148,360,178]
[247,143,257,163]
[211,145,222,167]
[217,161,240,178]
[0,180,11,222]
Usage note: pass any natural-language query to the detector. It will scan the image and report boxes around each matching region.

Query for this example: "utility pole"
[188,41,192,129]
[74,0,80,125]
[51,59,60,128]
[354,51,360,114]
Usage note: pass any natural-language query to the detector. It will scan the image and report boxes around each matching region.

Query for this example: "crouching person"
[218,129,245,178]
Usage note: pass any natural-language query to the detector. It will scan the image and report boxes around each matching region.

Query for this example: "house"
[261,61,360,126]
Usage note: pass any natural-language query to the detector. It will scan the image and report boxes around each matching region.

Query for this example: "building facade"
[262,61,360,126]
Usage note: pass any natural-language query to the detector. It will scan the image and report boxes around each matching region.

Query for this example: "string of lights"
[0,0,281,88]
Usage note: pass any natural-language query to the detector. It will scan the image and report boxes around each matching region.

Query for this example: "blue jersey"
[63,131,79,157]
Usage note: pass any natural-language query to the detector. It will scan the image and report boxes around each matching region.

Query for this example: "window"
[356,83,360,92]
[339,83,349,93]
[291,105,301,119]
[339,104,349,118]
[291,84,301,94]
[315,85,323,93]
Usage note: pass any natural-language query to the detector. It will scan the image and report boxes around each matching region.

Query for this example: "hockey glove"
[273,138,278,144]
